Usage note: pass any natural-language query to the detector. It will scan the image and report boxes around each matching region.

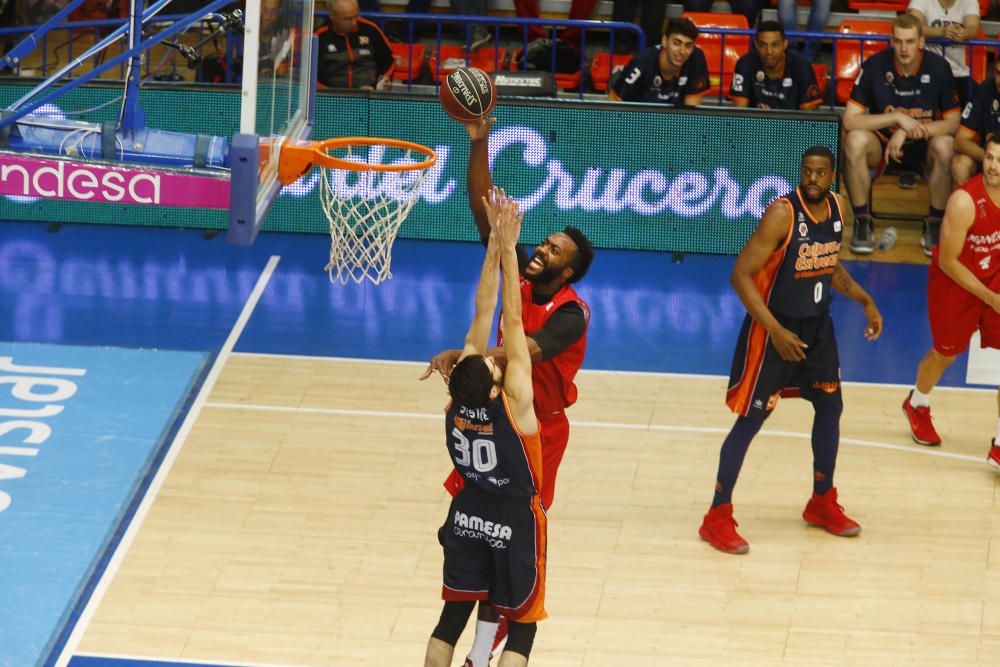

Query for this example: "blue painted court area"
[0,220,972,387]
[0,342,206,667]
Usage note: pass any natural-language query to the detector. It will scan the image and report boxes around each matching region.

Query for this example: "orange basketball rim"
[276,136,437,185]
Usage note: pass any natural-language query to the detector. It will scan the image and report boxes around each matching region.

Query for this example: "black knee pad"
[430,600,475,646]
[504,620,537,658]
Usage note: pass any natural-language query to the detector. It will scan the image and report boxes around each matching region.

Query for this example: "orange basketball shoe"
[902,391,941,446]
[988,440,1000,470]
[802,488,861,537]
[699,503,749,554]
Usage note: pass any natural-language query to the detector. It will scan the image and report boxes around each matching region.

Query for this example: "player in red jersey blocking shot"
[902,134,1000,459]
[421,117,594,666]
[699,146,883,555]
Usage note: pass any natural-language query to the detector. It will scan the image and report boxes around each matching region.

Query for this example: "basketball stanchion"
[277,136,437,285]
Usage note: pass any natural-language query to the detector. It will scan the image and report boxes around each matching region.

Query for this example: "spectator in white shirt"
[908,0,982,106]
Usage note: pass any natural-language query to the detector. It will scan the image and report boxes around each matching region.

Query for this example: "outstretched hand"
[482,187,523,248]
[419,349,461,383]
[465,116,496,142]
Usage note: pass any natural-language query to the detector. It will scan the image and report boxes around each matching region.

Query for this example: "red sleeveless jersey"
[498,278,590,417]
[934,174,1000,281]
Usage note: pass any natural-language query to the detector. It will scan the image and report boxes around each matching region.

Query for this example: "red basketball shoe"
[803,488,861,537]
[902,391,941,446]
[988,440,1000,470]
[699,503,749,554]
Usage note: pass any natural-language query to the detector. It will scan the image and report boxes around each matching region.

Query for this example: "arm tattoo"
[832,262,857,295]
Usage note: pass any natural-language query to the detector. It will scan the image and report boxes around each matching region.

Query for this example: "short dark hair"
[986,133,1000,149]
[802,145,836,170]
[756,20,785,39]
[662,17,700,42]
[449,355,494,408]
[562,226,595,284]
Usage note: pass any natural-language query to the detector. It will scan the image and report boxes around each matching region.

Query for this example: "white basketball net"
[318,144,430,285]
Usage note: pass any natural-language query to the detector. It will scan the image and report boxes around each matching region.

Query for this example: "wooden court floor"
[73,354,1000,667]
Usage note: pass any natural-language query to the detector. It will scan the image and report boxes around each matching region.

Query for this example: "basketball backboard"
[228,0,316,245]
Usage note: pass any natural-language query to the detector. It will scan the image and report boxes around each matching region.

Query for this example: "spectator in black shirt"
[315,0,394,89]
[842,13,959,256]
[609,17,710,107]
[953,59,1000,185]
[729,21,822,110]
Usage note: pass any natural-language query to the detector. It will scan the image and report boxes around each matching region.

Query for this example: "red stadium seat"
[846,0,908,10]
[590,52,631,92]
[390,42,426,82]
[681,12,751,97]
[507,49,582,91]
[834,19,892,104]
[429,46,507,82]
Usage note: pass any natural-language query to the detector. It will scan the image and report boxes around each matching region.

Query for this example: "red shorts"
[444,411,569,510]
[928,262,1000,355]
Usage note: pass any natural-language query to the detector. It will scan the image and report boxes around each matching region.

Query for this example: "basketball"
[439,67,496,123]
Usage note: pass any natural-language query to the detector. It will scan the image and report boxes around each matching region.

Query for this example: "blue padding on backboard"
[0,343,206,667]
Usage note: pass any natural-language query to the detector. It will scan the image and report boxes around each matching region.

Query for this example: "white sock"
[910,388,931,408]
[465,620,499,666]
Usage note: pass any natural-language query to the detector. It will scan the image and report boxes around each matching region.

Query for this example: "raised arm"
[491,189,537,434]
[466,118,497,243]
[457,218,500,362]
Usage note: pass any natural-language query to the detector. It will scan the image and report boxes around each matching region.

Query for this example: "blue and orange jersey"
[753,187,844,318]
[730,49,822,110]
[849,49,960,141]
[610,45,710,106]
[445,392,543,499]
[958,78,1000,144]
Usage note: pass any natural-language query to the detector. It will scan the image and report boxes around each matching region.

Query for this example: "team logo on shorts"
[812,381,839,393]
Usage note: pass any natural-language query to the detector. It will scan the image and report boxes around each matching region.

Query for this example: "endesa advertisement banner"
[0,85,839,255]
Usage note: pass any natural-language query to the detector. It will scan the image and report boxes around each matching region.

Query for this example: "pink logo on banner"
[0,154,230,208]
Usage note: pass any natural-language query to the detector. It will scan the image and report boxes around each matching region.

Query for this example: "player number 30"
[451,427,498,472]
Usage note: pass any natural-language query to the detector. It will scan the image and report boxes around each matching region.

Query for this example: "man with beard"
[421,117,594,666]
[842,13,959,256]
[729,21,822,110]
[608,17,710,107]
[698,146,884,555]
[902,135,1000,459]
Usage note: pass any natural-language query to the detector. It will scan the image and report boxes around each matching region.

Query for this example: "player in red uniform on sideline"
[699,146,884,555]
[424,188,547,667]
[421,117,594,666]
[902,134,1000,458]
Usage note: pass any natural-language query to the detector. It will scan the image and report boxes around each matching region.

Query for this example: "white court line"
[73,652,305,667]
[202,401,985,464]
[55,256,282,667]
[230,351,996,395]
